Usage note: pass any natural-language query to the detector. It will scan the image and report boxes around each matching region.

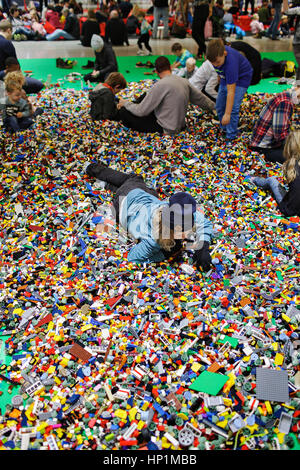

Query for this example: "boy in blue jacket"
[85,162,213,270]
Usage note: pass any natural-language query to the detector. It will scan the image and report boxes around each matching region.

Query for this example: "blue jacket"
[119,188,213,263]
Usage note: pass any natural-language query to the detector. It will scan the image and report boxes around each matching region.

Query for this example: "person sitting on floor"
[83,34,118,83]
[0,56,44,94]
[171,42,193,72]
[175,57,198,79]
[249,87,300,164]
[89,71,127,121]
[279,15,290,37]
[104,9,129,46]
[250,13,265,38]
[46,7,80,40]
[84,162,214,269]
[9,6,37,40]
[80,8,100,47]
[248,129,300,217]
[189,59,219,102]
[1,71,34,132]
[45,4,64,30]
[117,55,215,135]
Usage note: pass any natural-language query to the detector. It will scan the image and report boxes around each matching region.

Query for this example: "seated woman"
[80,8,100,47]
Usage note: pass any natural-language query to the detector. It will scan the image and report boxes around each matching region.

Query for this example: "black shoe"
[81,60,94,69]
[85,162,108,178]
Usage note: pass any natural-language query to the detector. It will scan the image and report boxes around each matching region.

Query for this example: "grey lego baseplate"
[256,368,289,403]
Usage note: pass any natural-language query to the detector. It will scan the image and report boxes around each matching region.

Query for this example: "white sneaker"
[82,160,91,173]
[137,50,145,55]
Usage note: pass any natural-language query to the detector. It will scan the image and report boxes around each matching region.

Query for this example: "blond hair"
[283,130,300,183]
[4,71,25,92]
[152,208,176,252]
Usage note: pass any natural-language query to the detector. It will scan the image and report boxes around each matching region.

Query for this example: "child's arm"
[19,99,32,118]
[222,83,236,125]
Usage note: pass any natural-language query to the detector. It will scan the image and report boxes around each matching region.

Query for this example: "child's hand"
[117,97,126,109]
[221,113,231,126]
[16,112,23,119]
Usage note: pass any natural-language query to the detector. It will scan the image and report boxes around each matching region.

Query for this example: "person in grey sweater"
[117,56,215,134]
[283,0,300,80]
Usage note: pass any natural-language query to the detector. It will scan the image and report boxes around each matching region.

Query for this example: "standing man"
[0,20,17,72]
[152,0,170,39]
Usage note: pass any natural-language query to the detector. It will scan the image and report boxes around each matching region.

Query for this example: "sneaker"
[137,50,145,55]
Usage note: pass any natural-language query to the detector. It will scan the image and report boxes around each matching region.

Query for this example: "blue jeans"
[4,116,33,132]
[216,84,247,139]
[251,176,286,203]
[46,29,75,40]
[152,7,169,39]
[266,3,281,39]
[14,27,36,39]
[23,77,44,94]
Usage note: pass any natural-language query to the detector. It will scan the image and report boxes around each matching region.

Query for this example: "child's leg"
[19,117,34,130]
[144,33,152,52]
[86,163,132,191]
[225,86,247,140]
[251,176,287,204]
[215,84,227,132]
[3,116,20,132]
[137,35,144,50]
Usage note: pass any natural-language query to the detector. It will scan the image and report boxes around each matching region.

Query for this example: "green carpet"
[18,51,297,94]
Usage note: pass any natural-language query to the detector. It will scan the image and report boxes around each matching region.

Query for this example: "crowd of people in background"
[0,0,299,47]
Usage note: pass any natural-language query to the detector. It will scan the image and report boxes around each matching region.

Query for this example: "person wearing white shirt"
[189,59,219,102]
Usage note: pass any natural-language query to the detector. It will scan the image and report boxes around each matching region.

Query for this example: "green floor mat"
[18,51,297,94]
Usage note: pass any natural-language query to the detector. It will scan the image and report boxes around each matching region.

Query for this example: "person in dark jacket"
[119,0,133,18]
[0,20,17,72]
[83,34,118,83]
[229,40,262,85]
[89,71,126,120]
[248,130,300,218]
[104,9,129,45]
[80,8,100,46]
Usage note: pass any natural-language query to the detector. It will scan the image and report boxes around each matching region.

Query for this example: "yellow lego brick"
[191,362,202,373]
[265,401,272,414]
[274,353,284,366]
[54,376,62,385]
[114,409,127,421]
[137,420,145,430]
